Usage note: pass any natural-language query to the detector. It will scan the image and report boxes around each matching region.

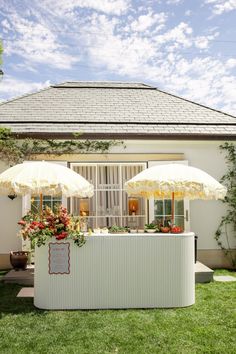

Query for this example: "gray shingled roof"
[0,81,236,139]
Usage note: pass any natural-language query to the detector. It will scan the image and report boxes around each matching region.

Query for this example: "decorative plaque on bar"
[48,242,70,274]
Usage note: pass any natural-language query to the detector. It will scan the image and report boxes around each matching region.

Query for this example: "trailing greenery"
[0,276,235,354]
[0,127,124,166]
[215,142,236,268]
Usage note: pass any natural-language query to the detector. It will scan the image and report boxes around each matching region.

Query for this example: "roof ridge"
[53,80,152,85]
[52,81,154,89]
[155,87,236,120]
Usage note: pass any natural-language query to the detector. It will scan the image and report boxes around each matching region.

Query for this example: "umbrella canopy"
[124,164,227,200]
[0,161,94,198]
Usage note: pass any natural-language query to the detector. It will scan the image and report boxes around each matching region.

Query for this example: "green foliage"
[71,231,86,247]
[0,126,124,166]
[19,206,87,248]
[215,142,236,268]
[109,225,129,233]
[145,222,157,229]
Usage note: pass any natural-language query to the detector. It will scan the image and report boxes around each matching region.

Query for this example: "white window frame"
[70,162,147,228]
[148,160,190,232]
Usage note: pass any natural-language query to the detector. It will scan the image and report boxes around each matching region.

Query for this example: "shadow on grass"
[0,283,46,316]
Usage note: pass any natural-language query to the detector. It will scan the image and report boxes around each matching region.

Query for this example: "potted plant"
[109,225,129,234]
[145,223,158,233]
[137,228,145,233]
[93,227,101,234]
[101,227,109,234]
[10,251,29,271]
[160,226,171,233]
[129,227,137,233]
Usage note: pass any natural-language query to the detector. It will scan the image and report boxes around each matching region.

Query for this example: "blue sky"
[0,0,236,115]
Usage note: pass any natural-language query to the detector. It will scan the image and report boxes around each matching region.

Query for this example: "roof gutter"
[13,132,236,141]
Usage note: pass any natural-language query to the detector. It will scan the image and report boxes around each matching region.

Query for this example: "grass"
[0,271,235,354]
[214,269,236,277]
[0,270,9,281]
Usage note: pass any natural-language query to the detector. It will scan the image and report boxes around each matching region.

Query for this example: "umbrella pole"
[171,192,175,226]
[39,193,43,220]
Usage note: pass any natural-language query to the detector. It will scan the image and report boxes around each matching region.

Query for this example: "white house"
[0,81,235,269]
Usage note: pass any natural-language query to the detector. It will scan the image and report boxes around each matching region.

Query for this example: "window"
[154,199,185,229]
[31,195,62,213]
[70,163,147,228]
[148,160,190,231]
[21,161,67,216]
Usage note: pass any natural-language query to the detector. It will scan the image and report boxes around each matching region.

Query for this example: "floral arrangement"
[18,206,86,247]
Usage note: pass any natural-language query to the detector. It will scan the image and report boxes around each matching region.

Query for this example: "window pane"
[175,200,184,215]
[97,190,120,216]
[73,165,96,186]
[154,198,185,229]
[121,164,144,188]
[164,199,171,216]
[31,195,62,212]
[174,216,185,229]
[154,200,163,215]
[126,216,146,229]
[72,195,96,217]
[98,165,119,190]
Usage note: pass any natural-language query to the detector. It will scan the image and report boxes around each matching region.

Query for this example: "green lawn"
[0,272,235,354]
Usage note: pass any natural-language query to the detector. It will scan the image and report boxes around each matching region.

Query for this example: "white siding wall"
[0,162,22,253]
[0,140,235,254]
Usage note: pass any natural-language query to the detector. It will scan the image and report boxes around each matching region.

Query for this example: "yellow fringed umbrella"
[124,163,227,225]
[0,161,94,216]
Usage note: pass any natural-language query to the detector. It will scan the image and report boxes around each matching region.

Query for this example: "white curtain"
[72,164,145,228]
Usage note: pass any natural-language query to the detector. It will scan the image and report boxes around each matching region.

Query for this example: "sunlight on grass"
[0,270,235,354]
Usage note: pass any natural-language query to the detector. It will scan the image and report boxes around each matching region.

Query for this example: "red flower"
[55,231,68,240]
[38,223,45,230]
[18,220,26,226]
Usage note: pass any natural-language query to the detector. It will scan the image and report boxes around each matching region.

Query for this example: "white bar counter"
[34,233,195,310]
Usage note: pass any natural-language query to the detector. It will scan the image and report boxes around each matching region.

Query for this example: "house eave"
[13,132,236,141]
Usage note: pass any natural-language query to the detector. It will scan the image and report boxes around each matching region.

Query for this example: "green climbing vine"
[215,142,236,268]
[0,126,124,166]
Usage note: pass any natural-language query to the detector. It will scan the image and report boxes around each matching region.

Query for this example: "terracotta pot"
[160,227,170,233]
[10,251,29,271]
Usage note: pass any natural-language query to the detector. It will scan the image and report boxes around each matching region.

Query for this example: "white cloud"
[0,0,236,116]
[39,0,130,16]
[77,13,236,115]
[3,13,78,69]
[185,10,192,16]
[154,22,193,48]
[130,11,167,32]
[226,58,236,69]
[0,77,51,101]
[194,36,209,49]
[206,0,236,15]
[1,19,11,31]
[166,0,183,4]
[165,57,236,115]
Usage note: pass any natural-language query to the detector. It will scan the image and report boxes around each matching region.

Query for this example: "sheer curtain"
[71,163,146,228]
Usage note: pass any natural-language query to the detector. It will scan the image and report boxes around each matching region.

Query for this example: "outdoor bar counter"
[34,233,195,310]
